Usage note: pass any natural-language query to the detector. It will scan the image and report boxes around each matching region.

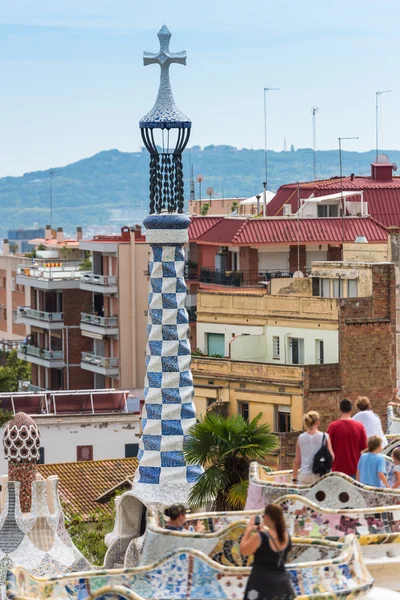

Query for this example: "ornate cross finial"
[140,25,191,130]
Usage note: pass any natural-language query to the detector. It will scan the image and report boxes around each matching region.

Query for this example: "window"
[317,204,338,217]
[206,398,215,408]
[238,402,249,423]
[37,447,45,465]
[206,333,225,356]
[276,406,291,432]
[77,445,93,461]
[3,278,6,290]
[313,278,330,297]
[332,279,343,298]
[3,308,7,321]
[316,340,324,364]
[289,337,304,364]
[11,278,15,292]
[272,336,280,359]
[348,279,358,298]
[12,310,18,323]
[125,443,139,458]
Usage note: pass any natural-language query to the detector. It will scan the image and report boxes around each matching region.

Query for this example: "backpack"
[312,434,332,476]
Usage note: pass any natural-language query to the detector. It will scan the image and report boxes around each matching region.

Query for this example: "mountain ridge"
[1,146,399,237]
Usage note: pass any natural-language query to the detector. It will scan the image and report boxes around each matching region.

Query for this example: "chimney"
[76,226,83,242]
[371,162,393,182]
[56,227,64,243]
[3,239,9,255]
[45,225,52,240]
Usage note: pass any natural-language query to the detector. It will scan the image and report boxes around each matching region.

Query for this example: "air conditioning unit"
[283,204,292,216]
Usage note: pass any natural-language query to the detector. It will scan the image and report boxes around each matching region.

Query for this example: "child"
[356,436,389,488]
[392,448,400,489]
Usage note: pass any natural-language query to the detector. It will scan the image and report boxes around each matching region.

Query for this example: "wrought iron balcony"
[199,268,298,287]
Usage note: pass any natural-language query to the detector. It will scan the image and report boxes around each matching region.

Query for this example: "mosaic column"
[132,214,202,506]
[3,412,40,512]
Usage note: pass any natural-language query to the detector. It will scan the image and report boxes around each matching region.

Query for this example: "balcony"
[17,306,64,330]
[16,262,86,290]
[80,273,118,295]
[199,268,298,288]
[80,313,119,337]
[81,352,119,376]
[18,344,65,368]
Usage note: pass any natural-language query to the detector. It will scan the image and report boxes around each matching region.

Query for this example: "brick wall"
[239,247,258,272]
[303,364,342,429]
[289,245,306,273]
[63,289,93,390]
[327,245,342,261]
[276,431,301,470]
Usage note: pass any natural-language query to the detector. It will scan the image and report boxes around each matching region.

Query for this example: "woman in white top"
[292,411,334,486]
[352,396,388,448]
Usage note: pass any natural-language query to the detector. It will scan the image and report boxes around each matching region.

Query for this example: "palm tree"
[184,412,277,511]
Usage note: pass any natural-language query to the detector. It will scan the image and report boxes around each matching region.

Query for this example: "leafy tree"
[0,350,31,393]
[184,413,277,511]
[9,243,19,255]
[200,202,210,216]
[231,200,239,213]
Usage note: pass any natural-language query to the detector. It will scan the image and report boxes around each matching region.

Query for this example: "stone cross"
[143,24,186,74]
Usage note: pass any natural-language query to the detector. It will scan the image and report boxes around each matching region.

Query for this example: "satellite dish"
[206,186,214,200]
[196,174,204,183]
[293,271,304,278]
[393,163,398,172]
[376,153,390,164]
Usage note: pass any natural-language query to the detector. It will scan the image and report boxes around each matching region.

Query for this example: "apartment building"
[16,226,93,390]
[0,241,31,345]
[79,226,149,399]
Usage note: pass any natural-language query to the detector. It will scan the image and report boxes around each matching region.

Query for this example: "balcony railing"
[17,262,84,282]
[81,352,119,368]
[19,345,64,361]
[18,307,63,323]
[199,268,306,287]
[80,273,117,286]
[80,313,118,327]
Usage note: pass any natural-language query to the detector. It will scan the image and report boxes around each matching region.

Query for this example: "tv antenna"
[311,107,319,181]
[375,90,392,160]
[206,187,214,202]
[196,174,204,209]
[49,170,58,228]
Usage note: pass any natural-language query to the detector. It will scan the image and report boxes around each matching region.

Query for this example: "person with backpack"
[292,411,334,485]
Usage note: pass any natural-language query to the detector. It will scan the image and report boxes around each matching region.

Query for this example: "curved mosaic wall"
[246,461,400,511]
[7,536,374,600]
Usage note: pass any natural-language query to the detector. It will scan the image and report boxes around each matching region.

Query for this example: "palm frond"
[226,480,249,509]
[188,466,230,509]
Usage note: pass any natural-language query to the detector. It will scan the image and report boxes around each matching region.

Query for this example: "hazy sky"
[0,0,399,177]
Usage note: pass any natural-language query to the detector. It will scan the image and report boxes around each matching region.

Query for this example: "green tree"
[0,349,31,393]
[9,242,19,255]
[200,202,210,216]
[184,413,277,511]
[231,200,239,213]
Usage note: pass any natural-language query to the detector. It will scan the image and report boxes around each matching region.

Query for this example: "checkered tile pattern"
[134,243,202,488]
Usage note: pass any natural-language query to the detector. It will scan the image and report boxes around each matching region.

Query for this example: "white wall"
[258,251,289,271]
[0,416,141,474]
[306,249,328,269]
[196,323,263,357]
[197,322,338,364]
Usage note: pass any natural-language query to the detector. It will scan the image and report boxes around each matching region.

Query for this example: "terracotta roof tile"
[37,458,138,520]
[188,217,223,241]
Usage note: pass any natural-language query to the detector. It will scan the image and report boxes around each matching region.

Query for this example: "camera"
[254,516,261,526]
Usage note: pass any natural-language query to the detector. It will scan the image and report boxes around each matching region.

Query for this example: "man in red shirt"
[327,399,367,478]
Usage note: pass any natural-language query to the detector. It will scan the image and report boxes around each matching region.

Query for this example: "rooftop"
[37,458,138,519]
[193,216,388,246]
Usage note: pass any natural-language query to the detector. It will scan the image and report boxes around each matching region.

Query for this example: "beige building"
[0,243,31,346]
[79,226,149,398]
[189,198,246,216]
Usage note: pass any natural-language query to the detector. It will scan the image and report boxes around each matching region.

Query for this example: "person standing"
[327,399,367,478]
[240,504,295,600]
[352,397,388,448]
[292,411,334,486]
[356,436,389,488]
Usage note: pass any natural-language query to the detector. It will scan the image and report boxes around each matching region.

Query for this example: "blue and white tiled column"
[132,213,202,507]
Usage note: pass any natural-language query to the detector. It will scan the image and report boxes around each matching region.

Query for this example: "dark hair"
[393,448,400,462]
[356,397,370,411]
[264,504,286,544]
[340,399,353,414]
[165,504,186,520]
[367,436,382,452]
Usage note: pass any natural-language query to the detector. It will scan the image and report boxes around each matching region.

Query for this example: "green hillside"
[1,146,399,237]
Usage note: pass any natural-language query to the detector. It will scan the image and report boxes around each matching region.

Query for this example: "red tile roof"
[267,175,400,228]
[194,217,387,246]
[188,216,223,241]
[37,458,138,520]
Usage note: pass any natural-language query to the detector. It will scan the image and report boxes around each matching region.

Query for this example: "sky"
[0,0,399,177]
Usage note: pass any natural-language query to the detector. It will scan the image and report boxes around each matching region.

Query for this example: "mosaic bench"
[245,460,400,511]
[388,407,400,436]
[7,535,374,600]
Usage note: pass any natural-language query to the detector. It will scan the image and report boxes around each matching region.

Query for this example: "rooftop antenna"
[206,186,214,203]
[196,174,204,210]
[311,107,319,181]
[375,90,392,160]
[338,136,359,245]
[263,86,280,191]
[49,170,58,228]
[189,160,195,201]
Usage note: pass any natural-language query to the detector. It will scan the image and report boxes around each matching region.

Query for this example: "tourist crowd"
[292,395,399,488]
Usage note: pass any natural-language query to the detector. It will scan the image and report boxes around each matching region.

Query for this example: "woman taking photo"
[292,410,334,485]
[240,504,295,600]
